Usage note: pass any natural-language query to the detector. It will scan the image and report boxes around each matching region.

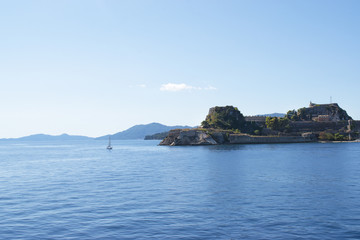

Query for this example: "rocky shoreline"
[159,129,316,146]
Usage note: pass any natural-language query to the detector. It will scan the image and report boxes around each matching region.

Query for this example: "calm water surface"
[0,140,360,239]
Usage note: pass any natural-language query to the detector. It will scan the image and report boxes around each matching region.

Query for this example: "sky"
[1,0,360,138]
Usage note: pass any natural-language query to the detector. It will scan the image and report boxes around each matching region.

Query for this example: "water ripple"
[0,140,359,239]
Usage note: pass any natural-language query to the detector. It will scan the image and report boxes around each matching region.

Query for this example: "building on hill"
[313,115,331,122]
[299,102,352,122]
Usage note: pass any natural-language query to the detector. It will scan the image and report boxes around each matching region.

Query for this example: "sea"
[0,139,360,240]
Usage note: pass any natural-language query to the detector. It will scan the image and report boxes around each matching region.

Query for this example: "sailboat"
[107,136,113,150]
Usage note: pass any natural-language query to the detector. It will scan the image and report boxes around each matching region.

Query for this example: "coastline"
[159,129,314,146]
[318,140,360,143]
[159,128,360,146]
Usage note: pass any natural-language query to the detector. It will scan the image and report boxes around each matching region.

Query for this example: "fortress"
[302,102,352,122]
[160,103,360,146]
[246,102,359,133]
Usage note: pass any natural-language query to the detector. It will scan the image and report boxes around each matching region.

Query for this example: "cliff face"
[159,129,217,146]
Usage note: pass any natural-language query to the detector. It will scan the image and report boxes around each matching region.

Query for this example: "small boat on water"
[107,136,113,150]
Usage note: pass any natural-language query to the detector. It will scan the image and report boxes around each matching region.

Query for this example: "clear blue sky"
[1,0,359,138]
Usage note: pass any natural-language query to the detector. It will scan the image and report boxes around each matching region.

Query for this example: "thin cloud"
[160,83,217,92]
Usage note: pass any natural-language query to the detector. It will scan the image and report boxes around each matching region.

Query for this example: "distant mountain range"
[0,123,192,141]
[2,116,286,141]
[0,134,92,141]
[96,123,192,140]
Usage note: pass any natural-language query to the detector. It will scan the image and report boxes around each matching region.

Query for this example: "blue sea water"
[0,140,360,239]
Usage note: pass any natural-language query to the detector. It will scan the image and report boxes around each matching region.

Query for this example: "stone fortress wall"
[245,116,267,122]
[246,102,360,133]
[290,121,345,132]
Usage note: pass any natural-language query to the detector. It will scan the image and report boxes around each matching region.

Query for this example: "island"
[160,103,360,146]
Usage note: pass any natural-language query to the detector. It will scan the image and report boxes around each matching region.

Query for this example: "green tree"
[334,133,345,141]
[298,108,307,120]
[266,117,290,131]
[265,117,290,131]
[201,120,210,128]
[318,132,334,141]
[286,110,298,120]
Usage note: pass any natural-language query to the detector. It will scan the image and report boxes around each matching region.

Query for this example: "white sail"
[107,136,112,150]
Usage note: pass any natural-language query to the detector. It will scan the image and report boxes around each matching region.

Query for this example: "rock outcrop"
[201,105,260,134]
[159,129,217,146]
[201,106,246,130]
[298,103,352,121]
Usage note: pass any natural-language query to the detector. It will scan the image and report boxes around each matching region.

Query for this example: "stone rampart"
[245,116,267,122]
[351,121,360,131]
[289,121,349,132]
[229,134,314,144]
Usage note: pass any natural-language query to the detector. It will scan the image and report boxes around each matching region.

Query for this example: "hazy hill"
[1,134,93,141]
[97,123,192,140]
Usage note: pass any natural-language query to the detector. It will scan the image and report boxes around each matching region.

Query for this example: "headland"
[160,103,360,146]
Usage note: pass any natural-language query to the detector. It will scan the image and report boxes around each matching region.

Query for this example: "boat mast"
[107,136,112,149]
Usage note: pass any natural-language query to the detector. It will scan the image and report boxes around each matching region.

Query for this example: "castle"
[161,103,360,146]
[244,102,359,137]
[306,102,352,122]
